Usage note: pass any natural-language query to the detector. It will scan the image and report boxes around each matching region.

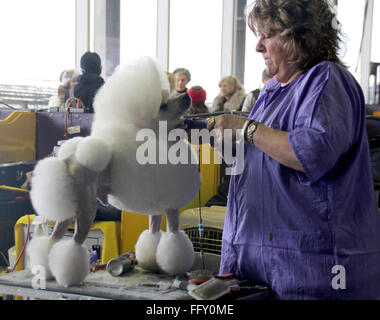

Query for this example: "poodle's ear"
[161,89,169,104]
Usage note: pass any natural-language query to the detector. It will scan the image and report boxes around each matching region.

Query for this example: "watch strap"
[244,120,259,145]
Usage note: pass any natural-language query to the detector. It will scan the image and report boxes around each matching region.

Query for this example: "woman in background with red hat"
[187,86,209,115]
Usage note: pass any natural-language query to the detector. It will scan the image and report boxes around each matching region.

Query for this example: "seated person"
[242,69,273,113]
[49,69,81,108]
[212,76,246,112]
[73,51,105,113]
[171,68,191,97]
[187,86,209,114]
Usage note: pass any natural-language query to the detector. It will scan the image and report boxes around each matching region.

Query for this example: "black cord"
[197,145,205,270]
[0,251,10,267]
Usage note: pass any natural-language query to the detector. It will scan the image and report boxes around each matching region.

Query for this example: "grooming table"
[0,268,192,300]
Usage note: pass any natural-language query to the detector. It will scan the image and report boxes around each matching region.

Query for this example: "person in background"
[187,86,209,115]
[64,74,81,103]
[48,69,81,108]
[206,0,380,299]
[74,51,105,113]
[172,68,191,97]
[242,69,273,113]
[211,76,246,112]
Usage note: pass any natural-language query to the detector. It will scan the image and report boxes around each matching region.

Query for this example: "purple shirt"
[220,61,380,299]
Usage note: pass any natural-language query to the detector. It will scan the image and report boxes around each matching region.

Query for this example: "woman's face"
[255,23,298,84]
[175,73,190,92]
[220,80,235,97]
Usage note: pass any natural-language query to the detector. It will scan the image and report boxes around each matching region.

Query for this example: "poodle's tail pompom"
[49,240,90,287]
[156,231,195,275]
[75,136,111,173]
[30,158,77,222]
[135,230,162,272]
[57,137,84,160]
[26,235,54,280]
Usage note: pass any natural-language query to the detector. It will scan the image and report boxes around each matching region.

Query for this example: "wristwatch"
[243,119,260,145]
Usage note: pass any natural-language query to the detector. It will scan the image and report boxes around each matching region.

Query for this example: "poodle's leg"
[48,165,98,287]
[48,206,97,287]
[135,215,162,272]
[156,209,195,275]
[166,209,179,233]
[150,214,162,233]
[26,218,73,280]
[73,209,97,245]
[51,218,73,242]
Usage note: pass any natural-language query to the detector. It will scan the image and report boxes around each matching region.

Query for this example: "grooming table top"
[0,267,192,300]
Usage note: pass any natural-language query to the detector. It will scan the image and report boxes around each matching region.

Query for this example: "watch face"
[248,123,257,135]
[247,122,257,143]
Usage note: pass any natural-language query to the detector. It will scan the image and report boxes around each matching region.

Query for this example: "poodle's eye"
[160,104,168,110]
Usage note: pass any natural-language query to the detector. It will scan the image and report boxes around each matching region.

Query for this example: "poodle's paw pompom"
[135,230,162,272]
[30,158,77,222]
[75,136,112,173]
[57,137,84,160]
[49,240,90,287]
[156,231,195,275]
[26,236,54,279]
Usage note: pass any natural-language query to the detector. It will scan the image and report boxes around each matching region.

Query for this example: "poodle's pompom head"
[57,137,84,160]
[156,231,195,275]
[30,158,77,222]
[26,235,54,280]
[135,230,162,272]
[92,56,169,132]
[48,240,90,287]
[75,136,111,173]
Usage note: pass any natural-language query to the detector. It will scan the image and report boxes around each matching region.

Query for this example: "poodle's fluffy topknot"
[91,56,170,133]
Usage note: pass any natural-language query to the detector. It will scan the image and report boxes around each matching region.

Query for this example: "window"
[371,0,380,63]
[244,21,266,93]
[337,0,366,81]
[169,0,223,103]
[120,0,157,64]
[0,0,76,87]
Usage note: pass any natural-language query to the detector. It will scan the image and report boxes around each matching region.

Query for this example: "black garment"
[95,199,122,222]
[74,73,105,113]
[171,88,188,97]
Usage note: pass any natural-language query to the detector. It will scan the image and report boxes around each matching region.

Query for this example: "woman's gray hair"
[246,0,344,71]
[173,68,191,81]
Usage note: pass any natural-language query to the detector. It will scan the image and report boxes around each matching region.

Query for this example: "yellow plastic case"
[0,111,36,163]
[14,215,121,271]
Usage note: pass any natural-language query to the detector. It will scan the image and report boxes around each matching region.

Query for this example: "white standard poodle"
[27,56,201,287]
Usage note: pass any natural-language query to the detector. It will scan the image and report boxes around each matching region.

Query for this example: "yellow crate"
[14,215,121,271]
[0,111,36,164]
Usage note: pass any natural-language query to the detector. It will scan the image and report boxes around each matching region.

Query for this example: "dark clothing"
[95,199,122,222]
[171,89,188,97]
[74,73,105,113]
[188,103,209,115]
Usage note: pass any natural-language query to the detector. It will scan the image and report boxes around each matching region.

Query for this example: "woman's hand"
[208,115,304,172]
[207,115,247,142]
